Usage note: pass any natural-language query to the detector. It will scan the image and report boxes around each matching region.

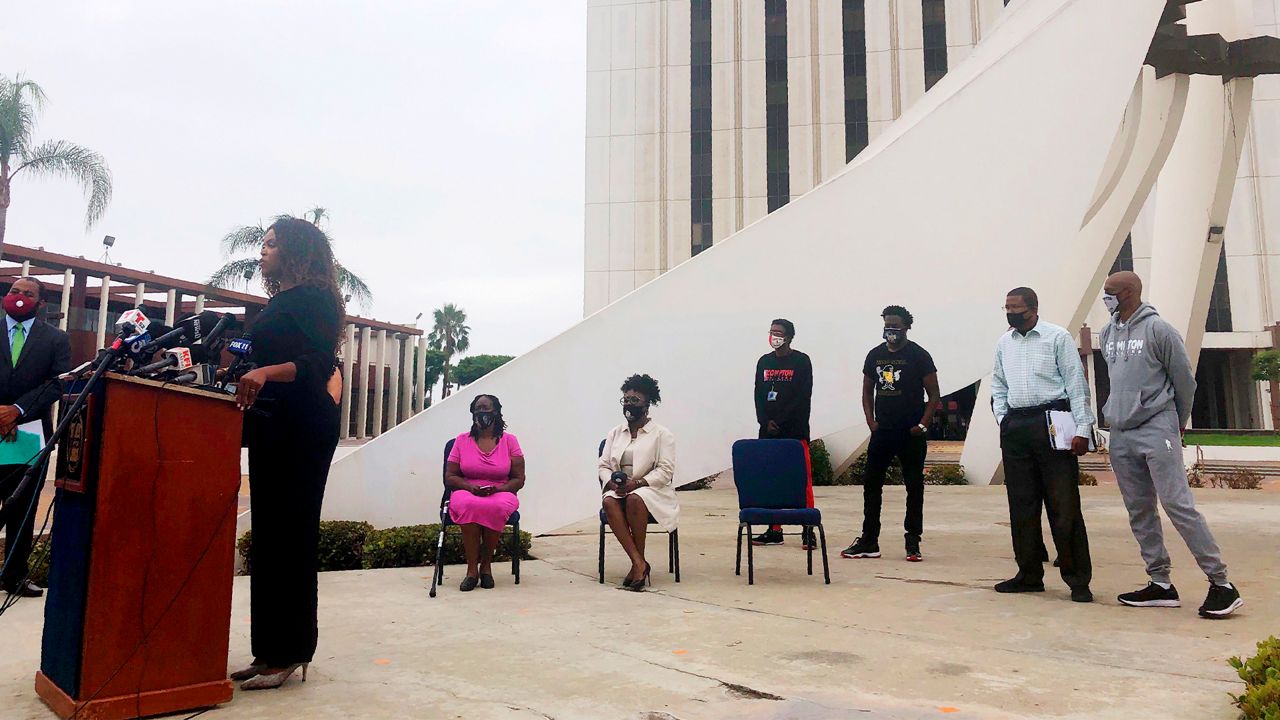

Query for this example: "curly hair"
[262,216,346,342]
[881,305,914,329]
[468,394,507,439]
[620,374,662,405]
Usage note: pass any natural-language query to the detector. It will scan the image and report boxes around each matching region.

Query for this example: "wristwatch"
[917,424,927,433]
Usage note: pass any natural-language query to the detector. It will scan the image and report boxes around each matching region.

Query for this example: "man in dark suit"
[0,277,71,597]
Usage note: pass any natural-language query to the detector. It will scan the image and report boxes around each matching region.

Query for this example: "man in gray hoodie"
[1099,271,1242,618]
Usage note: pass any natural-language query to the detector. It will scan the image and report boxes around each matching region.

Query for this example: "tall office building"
[584,0,1280,430]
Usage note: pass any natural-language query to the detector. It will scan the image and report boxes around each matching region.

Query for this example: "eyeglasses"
[619,397,645,406]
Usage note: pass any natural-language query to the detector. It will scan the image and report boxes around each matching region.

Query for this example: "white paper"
[1046,410,1077,451]
[0,420,45,466]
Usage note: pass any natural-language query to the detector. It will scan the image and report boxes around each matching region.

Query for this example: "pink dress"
[447,432,522,532]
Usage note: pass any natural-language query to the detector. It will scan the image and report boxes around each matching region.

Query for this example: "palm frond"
[306,207,328,226]
[335,265,372,309]
[206,258,262,291]
[219,224,266,257]
[15,139,112,229]
[0,76,46,162]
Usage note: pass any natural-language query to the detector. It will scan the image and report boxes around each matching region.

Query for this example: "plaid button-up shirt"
[991,320,1095,438]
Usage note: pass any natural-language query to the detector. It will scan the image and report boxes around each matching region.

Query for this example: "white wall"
[324,0,1168,535]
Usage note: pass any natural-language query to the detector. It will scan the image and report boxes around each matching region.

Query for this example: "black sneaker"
[1199,583,1243,619]
[840,536,880,559]
[905,540,922,562]
[1117,582,1181,608]
[751,529,784,546]
[801,527,817,550]
[1071,586,1094,603]
[994,578,1045,593]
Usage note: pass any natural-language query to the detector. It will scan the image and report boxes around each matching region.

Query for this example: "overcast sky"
[3,1,587,356]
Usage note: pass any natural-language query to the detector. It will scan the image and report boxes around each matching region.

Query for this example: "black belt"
[1008,399,1070,417]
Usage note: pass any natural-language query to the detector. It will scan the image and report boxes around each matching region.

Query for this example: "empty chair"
[732,439,830,585]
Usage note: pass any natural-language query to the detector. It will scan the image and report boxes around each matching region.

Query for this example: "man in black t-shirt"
[841,305,940,562]
[751,318,815,548]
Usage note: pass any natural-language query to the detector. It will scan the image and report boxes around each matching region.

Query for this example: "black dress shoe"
[3,581,43,598]
[459,576,479,592]
[479,574,495,590]
[994,578,1045,594]
[1071,587,1094,603]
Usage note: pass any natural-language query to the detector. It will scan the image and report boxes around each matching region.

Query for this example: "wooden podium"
[36,374,242,720]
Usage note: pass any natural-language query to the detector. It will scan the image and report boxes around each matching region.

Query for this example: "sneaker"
[1199,583,1243,619]
[1117,582,1181,608]
[840,537,881,559]
[905,540,922,562]
[801,527,817,550]
[1070,586,1094,603]
[994,578,1045,593]
[750,529,784,546]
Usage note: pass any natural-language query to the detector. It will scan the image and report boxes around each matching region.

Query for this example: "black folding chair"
[429,438,521,598]
[596,438,680,584]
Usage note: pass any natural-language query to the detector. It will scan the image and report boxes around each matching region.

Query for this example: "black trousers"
[1000,412,1091,588]
[0,462,39,588]
[862,429,928,543]
[245,400,339,667]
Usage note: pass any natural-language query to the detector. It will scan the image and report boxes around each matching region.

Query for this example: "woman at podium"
[232,217,344,691]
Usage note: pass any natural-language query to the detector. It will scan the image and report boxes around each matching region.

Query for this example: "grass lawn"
[1184,432,1280,447]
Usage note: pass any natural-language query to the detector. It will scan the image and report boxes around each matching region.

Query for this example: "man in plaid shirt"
[990,287,1095,603]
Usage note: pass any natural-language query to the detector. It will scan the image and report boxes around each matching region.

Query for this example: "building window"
[766,0,790,212]
[691,0,713,256]
[1109,234,1134,274]
[922,0,948,90]
[843,0,869,161]
[1205,251,1233,332]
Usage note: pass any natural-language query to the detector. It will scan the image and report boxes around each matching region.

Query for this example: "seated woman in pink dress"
[444,394,525,592]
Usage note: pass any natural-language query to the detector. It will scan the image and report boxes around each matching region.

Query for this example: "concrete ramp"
[323,0,1167,534]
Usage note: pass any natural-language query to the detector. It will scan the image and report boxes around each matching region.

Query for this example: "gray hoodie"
[1099,303,1196,431]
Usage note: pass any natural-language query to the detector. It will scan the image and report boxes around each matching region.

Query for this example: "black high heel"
[644,561,651,587]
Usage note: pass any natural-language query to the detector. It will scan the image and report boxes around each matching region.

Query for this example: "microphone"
[197,313,234,348]
[132,345,211,376]
[172,364,216,387]
[138,311,221,355]
[115,308,151,340]
[219,334,253,388]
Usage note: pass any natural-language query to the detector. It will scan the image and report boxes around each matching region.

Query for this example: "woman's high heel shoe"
[239,663,307,691]
[229,662,265,681]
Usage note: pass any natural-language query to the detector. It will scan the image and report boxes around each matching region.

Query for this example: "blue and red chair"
[732,439,830,585]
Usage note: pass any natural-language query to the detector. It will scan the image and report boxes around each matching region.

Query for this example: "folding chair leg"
[504,517,514,579]
[818,523,831,585]
[428,524,448,598]
[735,524,743,576]
[807,526,814,576]
[746,524,755,585]
[598,521,606,584]
[672,529,681,583]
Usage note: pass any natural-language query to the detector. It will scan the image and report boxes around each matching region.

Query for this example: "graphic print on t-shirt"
[876,365,902,392]
[763,369,795,383]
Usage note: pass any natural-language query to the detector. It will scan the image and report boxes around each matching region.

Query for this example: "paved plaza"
[3,481,1277,719]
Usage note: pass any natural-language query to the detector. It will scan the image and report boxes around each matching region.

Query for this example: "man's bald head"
[1104,271,1142,297]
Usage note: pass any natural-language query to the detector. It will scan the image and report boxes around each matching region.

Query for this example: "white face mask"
[1102,293,1120,314]
[769,335,786,350]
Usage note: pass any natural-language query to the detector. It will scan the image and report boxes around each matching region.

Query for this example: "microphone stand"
[0,331,130,521]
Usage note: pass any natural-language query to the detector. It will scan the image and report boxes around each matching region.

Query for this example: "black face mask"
[883,328,904,345]
[623,404,649,422]
[473,411,497,429]
[1006,311,1028,328]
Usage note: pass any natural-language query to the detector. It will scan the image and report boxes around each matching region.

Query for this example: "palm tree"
[0,74,112,254]
[207,206,373,309]
[428,304,470,398]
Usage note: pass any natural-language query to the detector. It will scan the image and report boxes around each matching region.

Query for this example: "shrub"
[237,521,532,575]
[924,464,968,486]
[1214,468,1264,491]
[1230,636,1280,719]
[809,440,835,486]
[678,473,718,491]
[1078,472,1098,487]
[836,452,903,486]
[362,524,532,570]
[1187,463,1209,488]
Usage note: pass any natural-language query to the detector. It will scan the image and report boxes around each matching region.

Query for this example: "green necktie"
[10,323,24,366]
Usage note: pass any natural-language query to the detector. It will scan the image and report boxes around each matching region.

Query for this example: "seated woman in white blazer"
[600,374,677,591]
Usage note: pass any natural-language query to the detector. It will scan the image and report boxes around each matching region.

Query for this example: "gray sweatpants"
[1109,409,1228,585]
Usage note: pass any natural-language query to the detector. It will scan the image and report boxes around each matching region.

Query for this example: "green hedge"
[834,452,904,486]
[0,535,51,587]
[924,464,968,486]
[1230,636,1280,719]
[236,520,532,575]
[808,440,835,486]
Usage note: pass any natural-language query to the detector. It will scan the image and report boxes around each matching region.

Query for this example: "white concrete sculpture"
[325,0,1173,534]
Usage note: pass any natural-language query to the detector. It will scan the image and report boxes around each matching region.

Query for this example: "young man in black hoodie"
[842,305,939,562]
[752,318,815,547]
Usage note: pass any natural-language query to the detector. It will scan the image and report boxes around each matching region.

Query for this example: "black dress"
[243,285,341,667]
